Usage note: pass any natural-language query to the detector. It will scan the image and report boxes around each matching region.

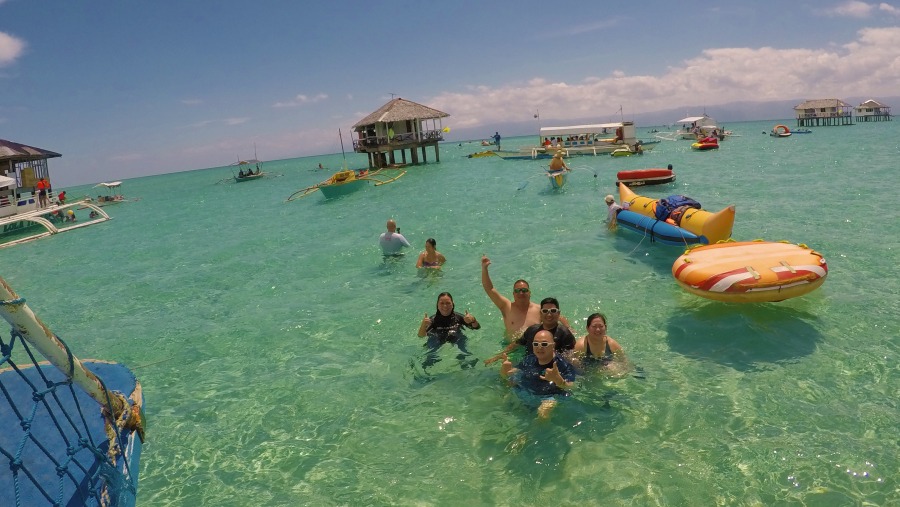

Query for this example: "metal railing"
[353,129,445,150]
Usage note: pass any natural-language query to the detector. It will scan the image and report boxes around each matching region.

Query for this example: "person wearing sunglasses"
[480,255,542,339]
[418,292,480,369]
[486,297,576,365]
[500,329,577,419]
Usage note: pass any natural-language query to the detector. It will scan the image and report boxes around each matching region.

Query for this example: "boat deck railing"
[0,200,111,249]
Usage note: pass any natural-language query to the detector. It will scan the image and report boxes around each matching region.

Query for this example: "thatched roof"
[0,139,62,162]
[858,99,888,108]
[353,98,449,128]
[793,99,851,110]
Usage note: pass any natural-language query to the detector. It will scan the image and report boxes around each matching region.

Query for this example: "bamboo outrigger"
[286,167,406,201]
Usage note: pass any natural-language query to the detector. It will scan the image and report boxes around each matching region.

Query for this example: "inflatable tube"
[672,240,827,302]
[618,183,735,245]
[614,209,702,246]
[770,125,792,137]
[691,140,719,150]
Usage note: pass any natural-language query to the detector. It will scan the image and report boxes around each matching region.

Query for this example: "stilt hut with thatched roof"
[352,98,449,169]
[854,99,892,122]
[793,99,854,127]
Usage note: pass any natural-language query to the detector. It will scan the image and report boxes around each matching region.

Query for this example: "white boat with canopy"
[495,121,655,159]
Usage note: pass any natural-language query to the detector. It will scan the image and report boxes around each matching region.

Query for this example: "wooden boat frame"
[286,167,407,201]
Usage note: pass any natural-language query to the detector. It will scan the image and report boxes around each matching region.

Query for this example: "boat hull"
[234,173,265,182]
[672,241,828,302]
[547,171,568,189]
[618,183,735,245]
[318,179,368,198]
[0,361,144,506]
[616,169,675,187]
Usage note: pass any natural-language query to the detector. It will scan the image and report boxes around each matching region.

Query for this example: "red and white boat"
[615,168,675,187]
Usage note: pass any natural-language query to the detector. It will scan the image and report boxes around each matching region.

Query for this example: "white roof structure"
[0,175,16,188]
[93,181,122,188]
[539,123,623,136]
[676,116,714,124]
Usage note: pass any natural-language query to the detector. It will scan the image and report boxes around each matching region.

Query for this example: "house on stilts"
[793,99,854,127]
[854,99,892,122]
[352,98,449,169]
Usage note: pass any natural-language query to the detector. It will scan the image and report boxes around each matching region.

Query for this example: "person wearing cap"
[548,151,569,173]
[605,194,623,231]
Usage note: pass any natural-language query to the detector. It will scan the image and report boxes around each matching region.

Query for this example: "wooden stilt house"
[854,99,892,122]
[793,99,854,127]
[352,98,449,169]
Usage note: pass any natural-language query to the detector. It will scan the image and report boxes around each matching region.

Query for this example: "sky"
[2,0,900,186]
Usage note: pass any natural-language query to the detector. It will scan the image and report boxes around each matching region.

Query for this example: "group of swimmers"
[378,218,627,418]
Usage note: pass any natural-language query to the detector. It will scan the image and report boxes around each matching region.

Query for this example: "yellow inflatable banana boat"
[617,183,735,245]
[672,240,828,303]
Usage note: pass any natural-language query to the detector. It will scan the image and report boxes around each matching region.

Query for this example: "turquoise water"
[2,119,898,506]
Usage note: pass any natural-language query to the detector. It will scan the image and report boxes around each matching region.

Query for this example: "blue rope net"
[0,317,138,507]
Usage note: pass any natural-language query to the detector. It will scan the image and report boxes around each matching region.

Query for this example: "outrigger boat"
[287,167,406,200]
[87,181,129,205]
[288,129,406,200]
[232,160,265,182]
[1,139,110,248]
[493,121,657,160]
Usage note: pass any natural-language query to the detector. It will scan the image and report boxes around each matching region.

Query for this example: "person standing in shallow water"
[479,255,542,341]
[416,238,445,269]
[500,329,577,419]
[418,292,480,369]
[379,219,411,256]
[493,131,501,150]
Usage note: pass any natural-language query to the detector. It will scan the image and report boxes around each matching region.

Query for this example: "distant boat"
[287,168,407,200]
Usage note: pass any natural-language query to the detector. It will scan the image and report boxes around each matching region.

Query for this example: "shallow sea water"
[2,119,898,506]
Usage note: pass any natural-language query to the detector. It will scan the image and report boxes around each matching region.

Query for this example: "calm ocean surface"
[2,119,898,506]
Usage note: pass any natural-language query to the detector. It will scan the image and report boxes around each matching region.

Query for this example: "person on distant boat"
[379,219,411,256]
[492,132,501,150]
[548,151,570,173]
[542,138,551,147]
[573,313,625,373]
[238,169,245,177]
[36,177,50,208]
[65,209,76,222]
[416,238,446,269]
[418,292,481,370]
[57,191,66,205]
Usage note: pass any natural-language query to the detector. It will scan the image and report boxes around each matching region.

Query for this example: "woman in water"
[417,292,480,369]
[573,313,625,372]
[416,238,446,269]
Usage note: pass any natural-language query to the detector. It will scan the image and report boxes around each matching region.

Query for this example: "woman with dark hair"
[416,238,446,269]
[574,313,625,369]
[417,292,480,369]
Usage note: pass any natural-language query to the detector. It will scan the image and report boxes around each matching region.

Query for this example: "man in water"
[500,329,577,419]
[379,219,411,256]
[492,132,501,150]
[486,297,575,364]
[548,151,569,173]
[604,194,623,231]
[480,255,542,346]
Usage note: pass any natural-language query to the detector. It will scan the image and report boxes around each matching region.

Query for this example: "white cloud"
[822,1,876,17]
[0,31,26,67]
[879,2,900,15]
[272,93,329,108]
[427,26,900,129]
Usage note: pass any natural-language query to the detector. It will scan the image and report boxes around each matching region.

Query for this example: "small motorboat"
[615,168,675,187]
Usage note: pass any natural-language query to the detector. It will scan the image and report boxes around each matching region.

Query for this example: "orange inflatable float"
[672,240,828,302]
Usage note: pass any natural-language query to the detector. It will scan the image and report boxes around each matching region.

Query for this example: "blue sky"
[2,0,899,186]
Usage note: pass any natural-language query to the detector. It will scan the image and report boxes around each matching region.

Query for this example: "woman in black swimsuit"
[574,313,624,368]
[417,292,480,369]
